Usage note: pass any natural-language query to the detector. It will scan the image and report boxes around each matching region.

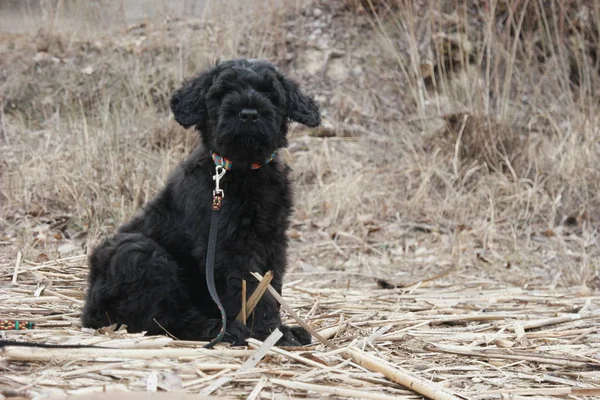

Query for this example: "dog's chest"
[221,182,289,236]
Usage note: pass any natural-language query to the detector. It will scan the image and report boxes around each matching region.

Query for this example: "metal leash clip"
[212,165,226,211]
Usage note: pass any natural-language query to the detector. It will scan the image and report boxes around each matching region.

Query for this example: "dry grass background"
[2,0,598,286]
[1,0,600,398]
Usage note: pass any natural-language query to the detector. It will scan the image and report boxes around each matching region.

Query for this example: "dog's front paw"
[276,325,311,347]
[221,320,251,346]
[289,326,311,345]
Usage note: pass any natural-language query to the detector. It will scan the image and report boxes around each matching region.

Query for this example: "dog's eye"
[254,80,282,104]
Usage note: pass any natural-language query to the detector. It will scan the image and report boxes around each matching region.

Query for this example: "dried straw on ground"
[1,254,599,399]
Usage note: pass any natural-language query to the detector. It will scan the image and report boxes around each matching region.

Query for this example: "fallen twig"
[344,347,462,400]
[246,338,327,369]
[241,279,247,326]
[270,378,406,400]
[250,271,337,349]
[475,386,600,397]
[247,376,268,400]
[200,328,283,396]
[11,251,22,284]
[235,271,273,323]
[518,312,600,330]
[427,343,600,368]
[0,345,255,362]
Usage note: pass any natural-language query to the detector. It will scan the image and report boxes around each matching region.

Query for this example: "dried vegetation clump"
[0,0,598,286]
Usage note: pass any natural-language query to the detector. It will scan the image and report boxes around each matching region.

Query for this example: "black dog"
[81,59,321,346]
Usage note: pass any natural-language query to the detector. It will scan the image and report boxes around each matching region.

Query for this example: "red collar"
[211,152,276,170]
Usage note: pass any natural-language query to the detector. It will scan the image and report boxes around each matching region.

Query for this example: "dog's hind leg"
[82,233,250,344]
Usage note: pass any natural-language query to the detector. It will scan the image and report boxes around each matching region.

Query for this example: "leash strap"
[204,166,227,349]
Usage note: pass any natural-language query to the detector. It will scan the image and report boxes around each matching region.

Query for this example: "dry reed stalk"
[518,312,600,330]
[42,288,85,304]
[246,377,268,400]
[241,279,247,326]
[246,338,327,369]
[88,336,174,349]
[427,343,599,368]
[477,387,600,396]
[318,322,346,340]
[182,369,233,389]
[194,363,241,371]
[270,378,407,400]
[250,271,337,349]
[235,271,273,323]
[0,346,256,362]
[345,347,461,400]
[11,251,22,284]
[566,327,596,344]
[199,328,283,396]
[64,384,130,396]
[46,394,222,400]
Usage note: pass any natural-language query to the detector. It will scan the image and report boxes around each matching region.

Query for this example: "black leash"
[202,153,275,348]
[204,166,227,349]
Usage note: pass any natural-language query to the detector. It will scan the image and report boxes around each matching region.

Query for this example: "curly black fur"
[81,59,320,347]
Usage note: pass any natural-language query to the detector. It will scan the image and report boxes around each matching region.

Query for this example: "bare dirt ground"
[1,0,600,399]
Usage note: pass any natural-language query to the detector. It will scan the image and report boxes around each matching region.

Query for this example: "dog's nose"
[239,108,259,122]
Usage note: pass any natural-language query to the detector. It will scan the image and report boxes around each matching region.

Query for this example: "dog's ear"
[280,76,321,127]
[170,66,218,128]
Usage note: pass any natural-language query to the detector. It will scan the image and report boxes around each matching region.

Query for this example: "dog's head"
[170,59,321,162]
